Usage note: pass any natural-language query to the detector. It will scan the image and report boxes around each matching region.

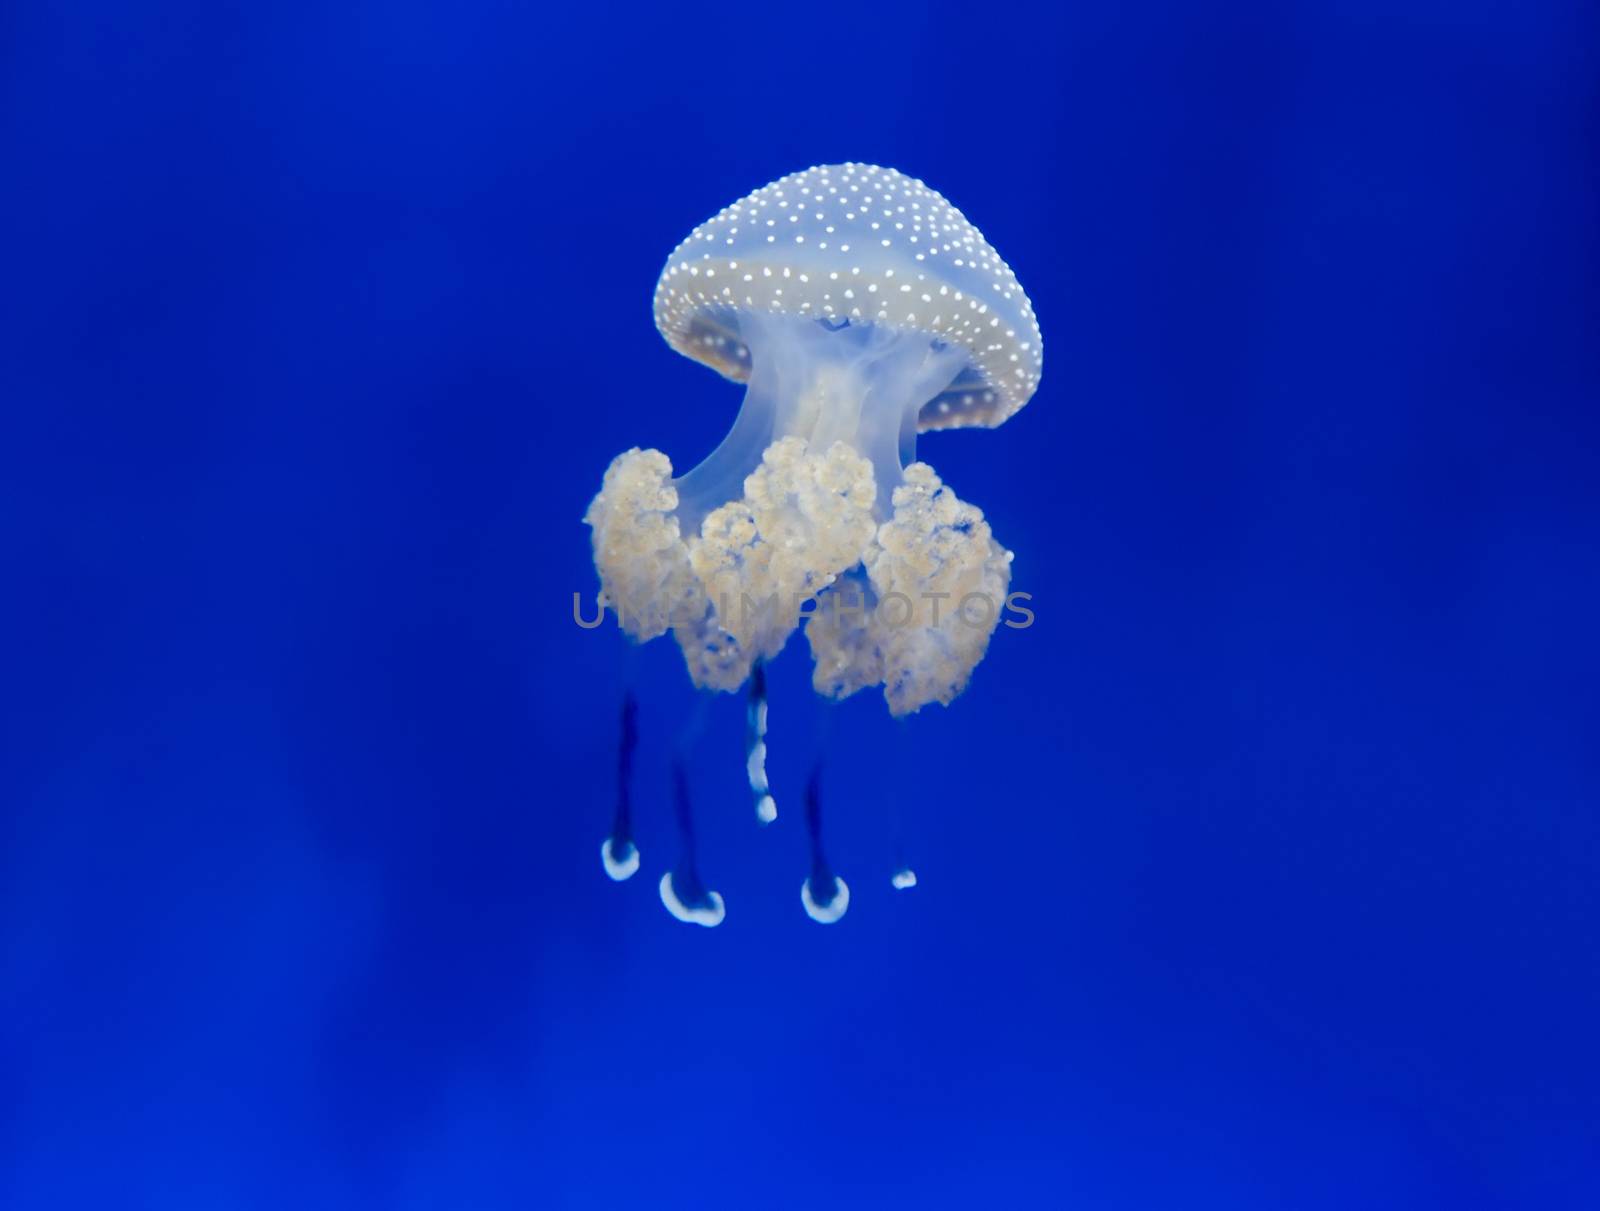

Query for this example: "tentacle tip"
[659,871,726,927]
[890,867,918,890]
[601,837,640,882]
[755,794,778,825]
[801,874,851,924]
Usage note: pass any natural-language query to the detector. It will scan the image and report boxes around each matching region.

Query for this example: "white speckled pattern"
[653,163,1042,430]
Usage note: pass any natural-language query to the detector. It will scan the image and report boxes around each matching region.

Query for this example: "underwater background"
[3,0,1597,1207]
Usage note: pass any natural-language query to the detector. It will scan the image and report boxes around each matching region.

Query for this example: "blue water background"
[3,1,1597,1206]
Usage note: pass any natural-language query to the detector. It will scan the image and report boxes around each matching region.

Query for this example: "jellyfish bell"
[586,163,1042,715]
[585,164,1043,923]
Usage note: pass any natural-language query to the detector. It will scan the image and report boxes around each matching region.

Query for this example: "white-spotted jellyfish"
[585,164,1043,926]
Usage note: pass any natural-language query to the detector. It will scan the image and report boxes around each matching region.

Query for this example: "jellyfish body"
[585,164,1043,922]
[587,164,1041,717]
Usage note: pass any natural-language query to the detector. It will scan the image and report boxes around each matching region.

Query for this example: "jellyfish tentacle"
[746,661,777,824]
[600,691,641,881]
[659,759,726,927]
[886,715,917,891]
[799,761,850,924]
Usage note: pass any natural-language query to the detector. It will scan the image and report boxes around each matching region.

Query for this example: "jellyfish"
[586,163,1042,923]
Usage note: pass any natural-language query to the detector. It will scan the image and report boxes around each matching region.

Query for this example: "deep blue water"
[4,2,1598,1207]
